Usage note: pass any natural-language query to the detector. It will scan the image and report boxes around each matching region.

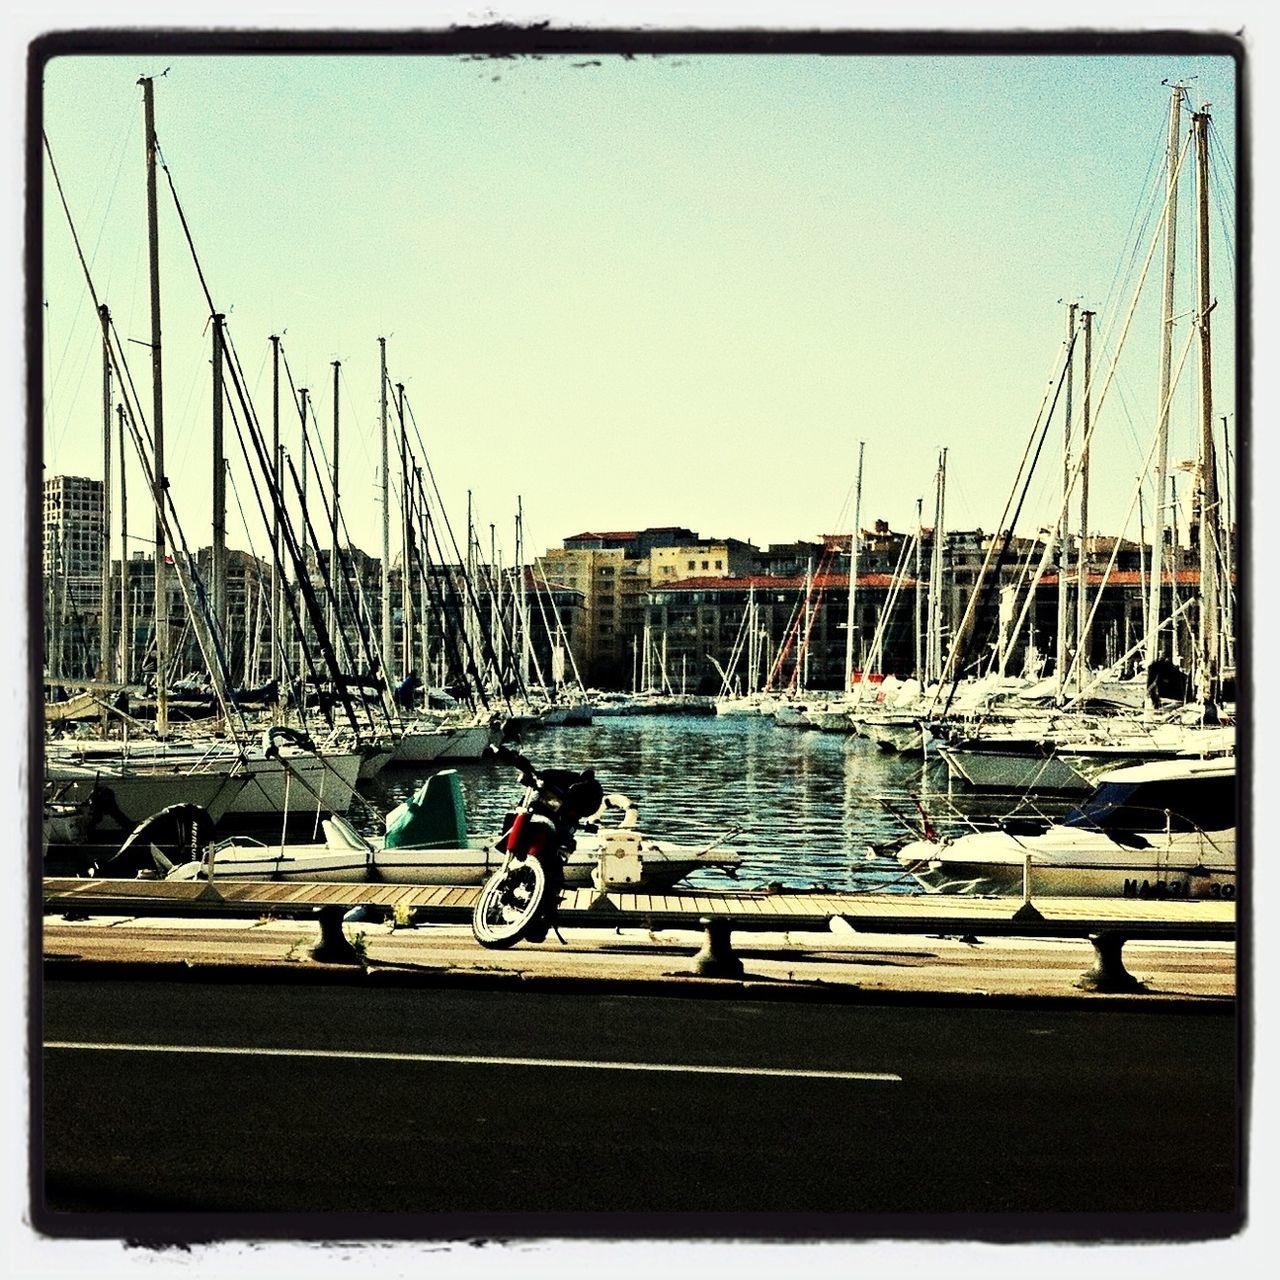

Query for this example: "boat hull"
[899,829,1236,899]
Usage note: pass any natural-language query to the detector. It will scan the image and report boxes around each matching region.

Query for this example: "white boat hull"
[178,831,738,891]
[899,828,1236,900]
[45,765,248,829]
[389,722,500,766]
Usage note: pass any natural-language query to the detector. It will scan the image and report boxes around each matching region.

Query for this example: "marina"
[31,34,1245,1241]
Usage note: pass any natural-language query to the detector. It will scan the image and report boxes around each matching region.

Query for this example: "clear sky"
[39,41,1238,567]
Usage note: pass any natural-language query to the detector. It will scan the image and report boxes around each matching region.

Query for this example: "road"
[39,978,1239,1228]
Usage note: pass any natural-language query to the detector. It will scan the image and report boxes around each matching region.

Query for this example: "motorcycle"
[471,744,605,949]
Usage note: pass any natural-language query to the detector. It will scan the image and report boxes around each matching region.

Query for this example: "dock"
[43,877,1236,994]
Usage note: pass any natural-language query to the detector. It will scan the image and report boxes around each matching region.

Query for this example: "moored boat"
[897,756,1236,898]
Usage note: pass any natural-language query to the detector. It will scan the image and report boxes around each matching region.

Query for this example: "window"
[715,560,723,570]
[701,560,709,570]
[687,560,696,570]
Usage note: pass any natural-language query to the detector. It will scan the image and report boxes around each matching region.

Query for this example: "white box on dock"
[592,830,644,889]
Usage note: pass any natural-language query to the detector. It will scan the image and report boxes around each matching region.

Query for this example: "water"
[358,714,1080,894]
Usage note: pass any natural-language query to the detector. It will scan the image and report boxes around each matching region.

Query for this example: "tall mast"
[416,466,429,685]
[1076,309,1095,692]
[117,403,130,683]
[801,557,813,692]
[843,440,865,694]
[396,381,412,691]
[1055,302,1077,700]
[117,404,130,686]
[1145,82,1185,677]
[913,496,924,681]
[517,497,530,690]
[1193,106,1219,710]
[270,334,281,688]
[378,337,393,699]
[1220,414,1234,671]
[139,74,168,735]
[297,385,309,681]
[98,304,114,682]
[329,360,341,646]
[211,311,227,647]
[465,490,475,687]
[928,448,948,683]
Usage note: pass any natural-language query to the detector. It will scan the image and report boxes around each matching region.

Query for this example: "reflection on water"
[359,715,1077,894]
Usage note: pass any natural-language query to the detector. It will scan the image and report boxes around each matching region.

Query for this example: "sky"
[36,37,1240,568]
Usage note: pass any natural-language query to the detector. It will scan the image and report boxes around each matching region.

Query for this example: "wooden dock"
[42,877,1236,942]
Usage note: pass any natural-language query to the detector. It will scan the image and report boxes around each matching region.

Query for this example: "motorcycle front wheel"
[471,856,551,948]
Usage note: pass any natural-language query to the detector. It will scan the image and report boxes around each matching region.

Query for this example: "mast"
[417,466,430,689]
[117,404,130,683]
[270,334,281,688]
[913,496,924,681]
[1076,309,1095,693]
[98,304,114,682]
[1193,106,1219,710]
[378,337,393,699]
[1220,414,1234,671]
[397,382,412,691]
[1055,303,1077,700]
[927,448,948,683]
[329,360,341,647]
[297,385,310,682]
[801,557,813,692]
[139,74,168,735]
[211,312,227,647]
[843,441,865,694]
[517,497,530,691]
[1145,81,1185,677]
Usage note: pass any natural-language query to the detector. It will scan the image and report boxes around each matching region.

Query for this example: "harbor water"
[359,713,1079,894]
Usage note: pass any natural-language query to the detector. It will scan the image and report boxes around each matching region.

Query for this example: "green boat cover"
[383,768,469,849]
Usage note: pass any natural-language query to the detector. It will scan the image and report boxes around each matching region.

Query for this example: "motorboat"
[935,719,1235,794]
[104,769,741,892]
[896,756,1236,899]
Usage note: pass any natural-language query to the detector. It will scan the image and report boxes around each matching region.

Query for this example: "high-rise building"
[43,475,104,584]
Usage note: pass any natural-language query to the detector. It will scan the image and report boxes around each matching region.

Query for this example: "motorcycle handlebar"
[485,743,599,802]
[485,742,538,784]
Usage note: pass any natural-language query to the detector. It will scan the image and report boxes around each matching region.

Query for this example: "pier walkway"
[42,877,1237,1000]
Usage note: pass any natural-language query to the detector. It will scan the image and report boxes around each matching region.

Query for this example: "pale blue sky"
[40,48,1239,564]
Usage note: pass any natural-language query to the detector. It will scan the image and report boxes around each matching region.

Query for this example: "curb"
[40,955,1236,1015]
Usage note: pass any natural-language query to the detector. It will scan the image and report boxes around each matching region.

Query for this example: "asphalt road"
[38,978,1240,1231]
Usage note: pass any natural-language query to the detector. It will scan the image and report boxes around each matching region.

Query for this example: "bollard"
[1077,931,1145,993]
[692,916,744,978]
[309,904,363,965]
[1011,851,1045,923]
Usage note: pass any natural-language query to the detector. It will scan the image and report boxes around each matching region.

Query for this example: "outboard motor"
[90,803,214,879]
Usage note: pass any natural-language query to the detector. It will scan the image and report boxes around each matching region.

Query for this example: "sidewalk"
[42,913,1237,1007]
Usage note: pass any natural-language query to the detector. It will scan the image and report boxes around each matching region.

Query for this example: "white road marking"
[44,1041,901,1082]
